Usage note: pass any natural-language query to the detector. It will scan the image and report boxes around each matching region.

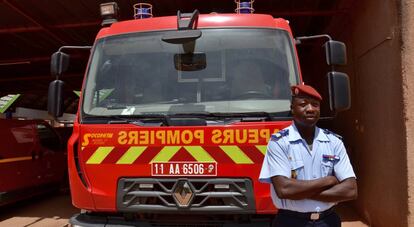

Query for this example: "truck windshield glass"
[82,28,299,117]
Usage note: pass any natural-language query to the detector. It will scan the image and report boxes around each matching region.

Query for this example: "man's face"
[291,96,321,127]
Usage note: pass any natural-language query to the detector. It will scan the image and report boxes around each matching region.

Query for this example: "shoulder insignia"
[323,129,343,140]
[271,129,289,141]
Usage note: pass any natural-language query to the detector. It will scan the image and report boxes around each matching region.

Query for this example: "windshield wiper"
[177,112,267,118]
[212,112,272,122]
[114,114,174,126]
[105,99,184,109]
[82,115,166,126]
[111,114,208,126]
[81,115,144,125]
[177,111,292,121]
[238,111,292,121]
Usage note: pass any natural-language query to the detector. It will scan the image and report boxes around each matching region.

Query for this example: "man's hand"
[271,175,339,200]
[312,178,357,203]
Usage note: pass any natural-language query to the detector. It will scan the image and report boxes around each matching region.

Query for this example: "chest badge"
[322,154,340,161]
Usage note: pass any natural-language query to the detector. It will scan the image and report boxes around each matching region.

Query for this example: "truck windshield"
[82,28,299,117]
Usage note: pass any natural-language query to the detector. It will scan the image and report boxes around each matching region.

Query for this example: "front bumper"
[70,178,273,226]
[69,213,272,227]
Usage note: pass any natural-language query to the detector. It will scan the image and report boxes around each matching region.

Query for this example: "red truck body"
[0,119,67,205]
[70,121,292,212]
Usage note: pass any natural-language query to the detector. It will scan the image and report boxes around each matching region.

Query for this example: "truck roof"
[96,13,292,40]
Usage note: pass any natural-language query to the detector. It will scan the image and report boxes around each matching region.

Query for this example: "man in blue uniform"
[259,84,357,227]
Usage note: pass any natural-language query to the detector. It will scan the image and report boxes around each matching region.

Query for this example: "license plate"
[151,162,217,176]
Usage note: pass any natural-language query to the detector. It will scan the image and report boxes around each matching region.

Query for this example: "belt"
[277,207,335,221]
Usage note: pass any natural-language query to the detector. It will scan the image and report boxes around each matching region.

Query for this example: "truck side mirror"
[51,51,70,76]
[327,71,350,112]
[48,80,65,118]
[324,40,347,66]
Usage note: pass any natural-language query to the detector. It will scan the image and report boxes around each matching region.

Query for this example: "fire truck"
[0,119,67,206]
[48,1,350,226]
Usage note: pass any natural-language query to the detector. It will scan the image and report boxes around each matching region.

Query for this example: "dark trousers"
[272,211,341,227]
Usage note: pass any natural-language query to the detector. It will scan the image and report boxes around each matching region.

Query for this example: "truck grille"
[117,178,255,213]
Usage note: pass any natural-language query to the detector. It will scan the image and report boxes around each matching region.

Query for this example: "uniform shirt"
[259,123,356,213]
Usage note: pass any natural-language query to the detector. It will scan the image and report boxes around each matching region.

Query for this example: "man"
[259,84,357,227]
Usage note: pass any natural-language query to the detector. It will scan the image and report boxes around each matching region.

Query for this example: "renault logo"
[172,180,194,207]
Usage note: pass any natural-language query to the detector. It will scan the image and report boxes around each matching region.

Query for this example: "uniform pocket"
[321,161,334,176]
[290,161,304,179]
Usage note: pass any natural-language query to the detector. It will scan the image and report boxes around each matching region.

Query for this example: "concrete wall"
[332,0,407,226]
[401,0,414,226]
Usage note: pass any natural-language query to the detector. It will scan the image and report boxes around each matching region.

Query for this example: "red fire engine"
[48,1,350,226]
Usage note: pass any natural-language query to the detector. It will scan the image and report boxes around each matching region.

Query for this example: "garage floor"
[0,192,77,227]
[0,192,367,227]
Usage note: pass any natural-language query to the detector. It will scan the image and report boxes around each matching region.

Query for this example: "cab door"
[34,122,66,185]
[0,120,40,198]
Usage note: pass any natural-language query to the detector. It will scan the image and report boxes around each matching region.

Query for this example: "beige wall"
[401,0,414,226]
[334,0,407,226]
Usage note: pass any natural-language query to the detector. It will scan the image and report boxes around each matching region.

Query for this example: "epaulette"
[271,129,289,141]
[323,129,343,140]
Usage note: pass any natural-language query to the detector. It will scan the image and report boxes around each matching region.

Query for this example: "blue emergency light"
[133,3,153,19]
[235,0,255,14]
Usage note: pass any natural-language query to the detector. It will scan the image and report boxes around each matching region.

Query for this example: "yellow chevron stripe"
[116,146,147,164]
[86,147,113,164]
[256,145,267,155]
[0,156,32,163]
[184,146,215,162]
[219,146,253,164]
[150,146,181,163]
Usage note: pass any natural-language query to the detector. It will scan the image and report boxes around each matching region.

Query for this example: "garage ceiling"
[0,0,354,113]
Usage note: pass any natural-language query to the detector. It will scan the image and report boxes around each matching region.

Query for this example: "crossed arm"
[271,176,357,202]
